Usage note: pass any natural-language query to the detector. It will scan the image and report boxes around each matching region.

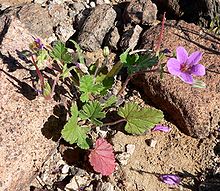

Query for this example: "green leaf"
[79,75,103,102]
[192,80,206,88]
[61,103,90,149]
[60,64,75,80]
[79,101,106,126]
[95,74,114,95]
[102,95,117,108]
[29,49,49,70]
[126,53,158,74]
[118,103,163,134]
[119,49,129,64]
[70,40,85,65]
[43,81,52,98]
[50,41,72,64]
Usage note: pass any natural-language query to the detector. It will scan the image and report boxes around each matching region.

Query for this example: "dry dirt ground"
[28,91,219,191]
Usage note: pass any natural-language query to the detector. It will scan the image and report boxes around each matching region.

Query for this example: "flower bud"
[103,46,110,57]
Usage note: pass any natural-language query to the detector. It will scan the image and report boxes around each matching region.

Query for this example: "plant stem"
[117,68,159,96]
[103,118,126,126]
[31,55,45,90]
[155,12,166,55]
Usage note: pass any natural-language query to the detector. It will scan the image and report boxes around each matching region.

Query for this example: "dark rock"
[125,0,157,25]
[68,1,86,16]
[133,20,220,138]
[77,4,117,51]
[119,24,143,50]
[153,0,220,26]
[107,26,120,50]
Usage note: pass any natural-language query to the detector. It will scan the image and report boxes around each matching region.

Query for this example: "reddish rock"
[0,0,32,7]
[0,15,57,190]
[133,20,220,138]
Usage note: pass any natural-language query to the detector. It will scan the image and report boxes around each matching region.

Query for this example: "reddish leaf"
[89,138,116,176]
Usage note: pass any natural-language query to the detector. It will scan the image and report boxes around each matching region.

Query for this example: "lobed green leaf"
[79,101,105,126]
[61,103,90,149]
[118,102,163,134]
[50,41,72,64]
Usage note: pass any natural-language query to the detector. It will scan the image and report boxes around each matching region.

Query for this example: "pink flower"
[152,125,171,132]
[167,46,205,84]
[160,174,181,185]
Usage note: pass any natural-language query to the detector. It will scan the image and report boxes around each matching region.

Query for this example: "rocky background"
[0,0,220,190]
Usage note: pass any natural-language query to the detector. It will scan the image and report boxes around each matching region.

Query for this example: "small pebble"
[126,144,135,155]
[90,1,96,7]
[62,164,70,174]
[117,153,130,166]
[147,139,157,148]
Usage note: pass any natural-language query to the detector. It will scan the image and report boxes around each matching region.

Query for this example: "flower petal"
[187,51,202,66]
[152,125,171,132]
[179,72,194,84]
[176,46,188,63]
[191,64,206,76]
[167,58,181,76]
[160,174,181,185]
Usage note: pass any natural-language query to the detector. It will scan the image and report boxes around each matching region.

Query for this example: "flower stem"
[31,55,45,90]
[103,118,126,126]
[155,12,166,56]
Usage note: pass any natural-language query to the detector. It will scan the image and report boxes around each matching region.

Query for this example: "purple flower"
[160,174,181,185]
[34,38,44,50]
[30,38,44,52]
[167,46,205,84]
[152,125,171,132]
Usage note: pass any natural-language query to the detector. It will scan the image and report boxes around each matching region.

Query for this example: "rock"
[120,25,143,50]
[126,144,135,155]
[18,3,55,39]
[116,144,136,165]
[90,1,96,8]
[78,4,117,51]
[34,0,47,4]
[65,174,92,191]
[125,0,157,25]
[0,0,32,7]
[153,0,220,26]
[146,139,157,148]
[117,152,131,165]
[55,20,75,42]
[68,1,86,16]
[0,16,34,64]
[17,3,73,40]
[61,164,70,174]
[0,57,57,190]
[107,26,120,50]
[96,182,114,191]
[96,0,111,4]
[132,20,220,138]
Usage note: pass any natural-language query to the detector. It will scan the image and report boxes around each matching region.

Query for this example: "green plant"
[22,12,206,176]
[209,15,220,34]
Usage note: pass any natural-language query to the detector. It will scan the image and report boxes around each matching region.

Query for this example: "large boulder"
[132,20,220,138]
[77,4,117,51]
[0,13,58,190]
